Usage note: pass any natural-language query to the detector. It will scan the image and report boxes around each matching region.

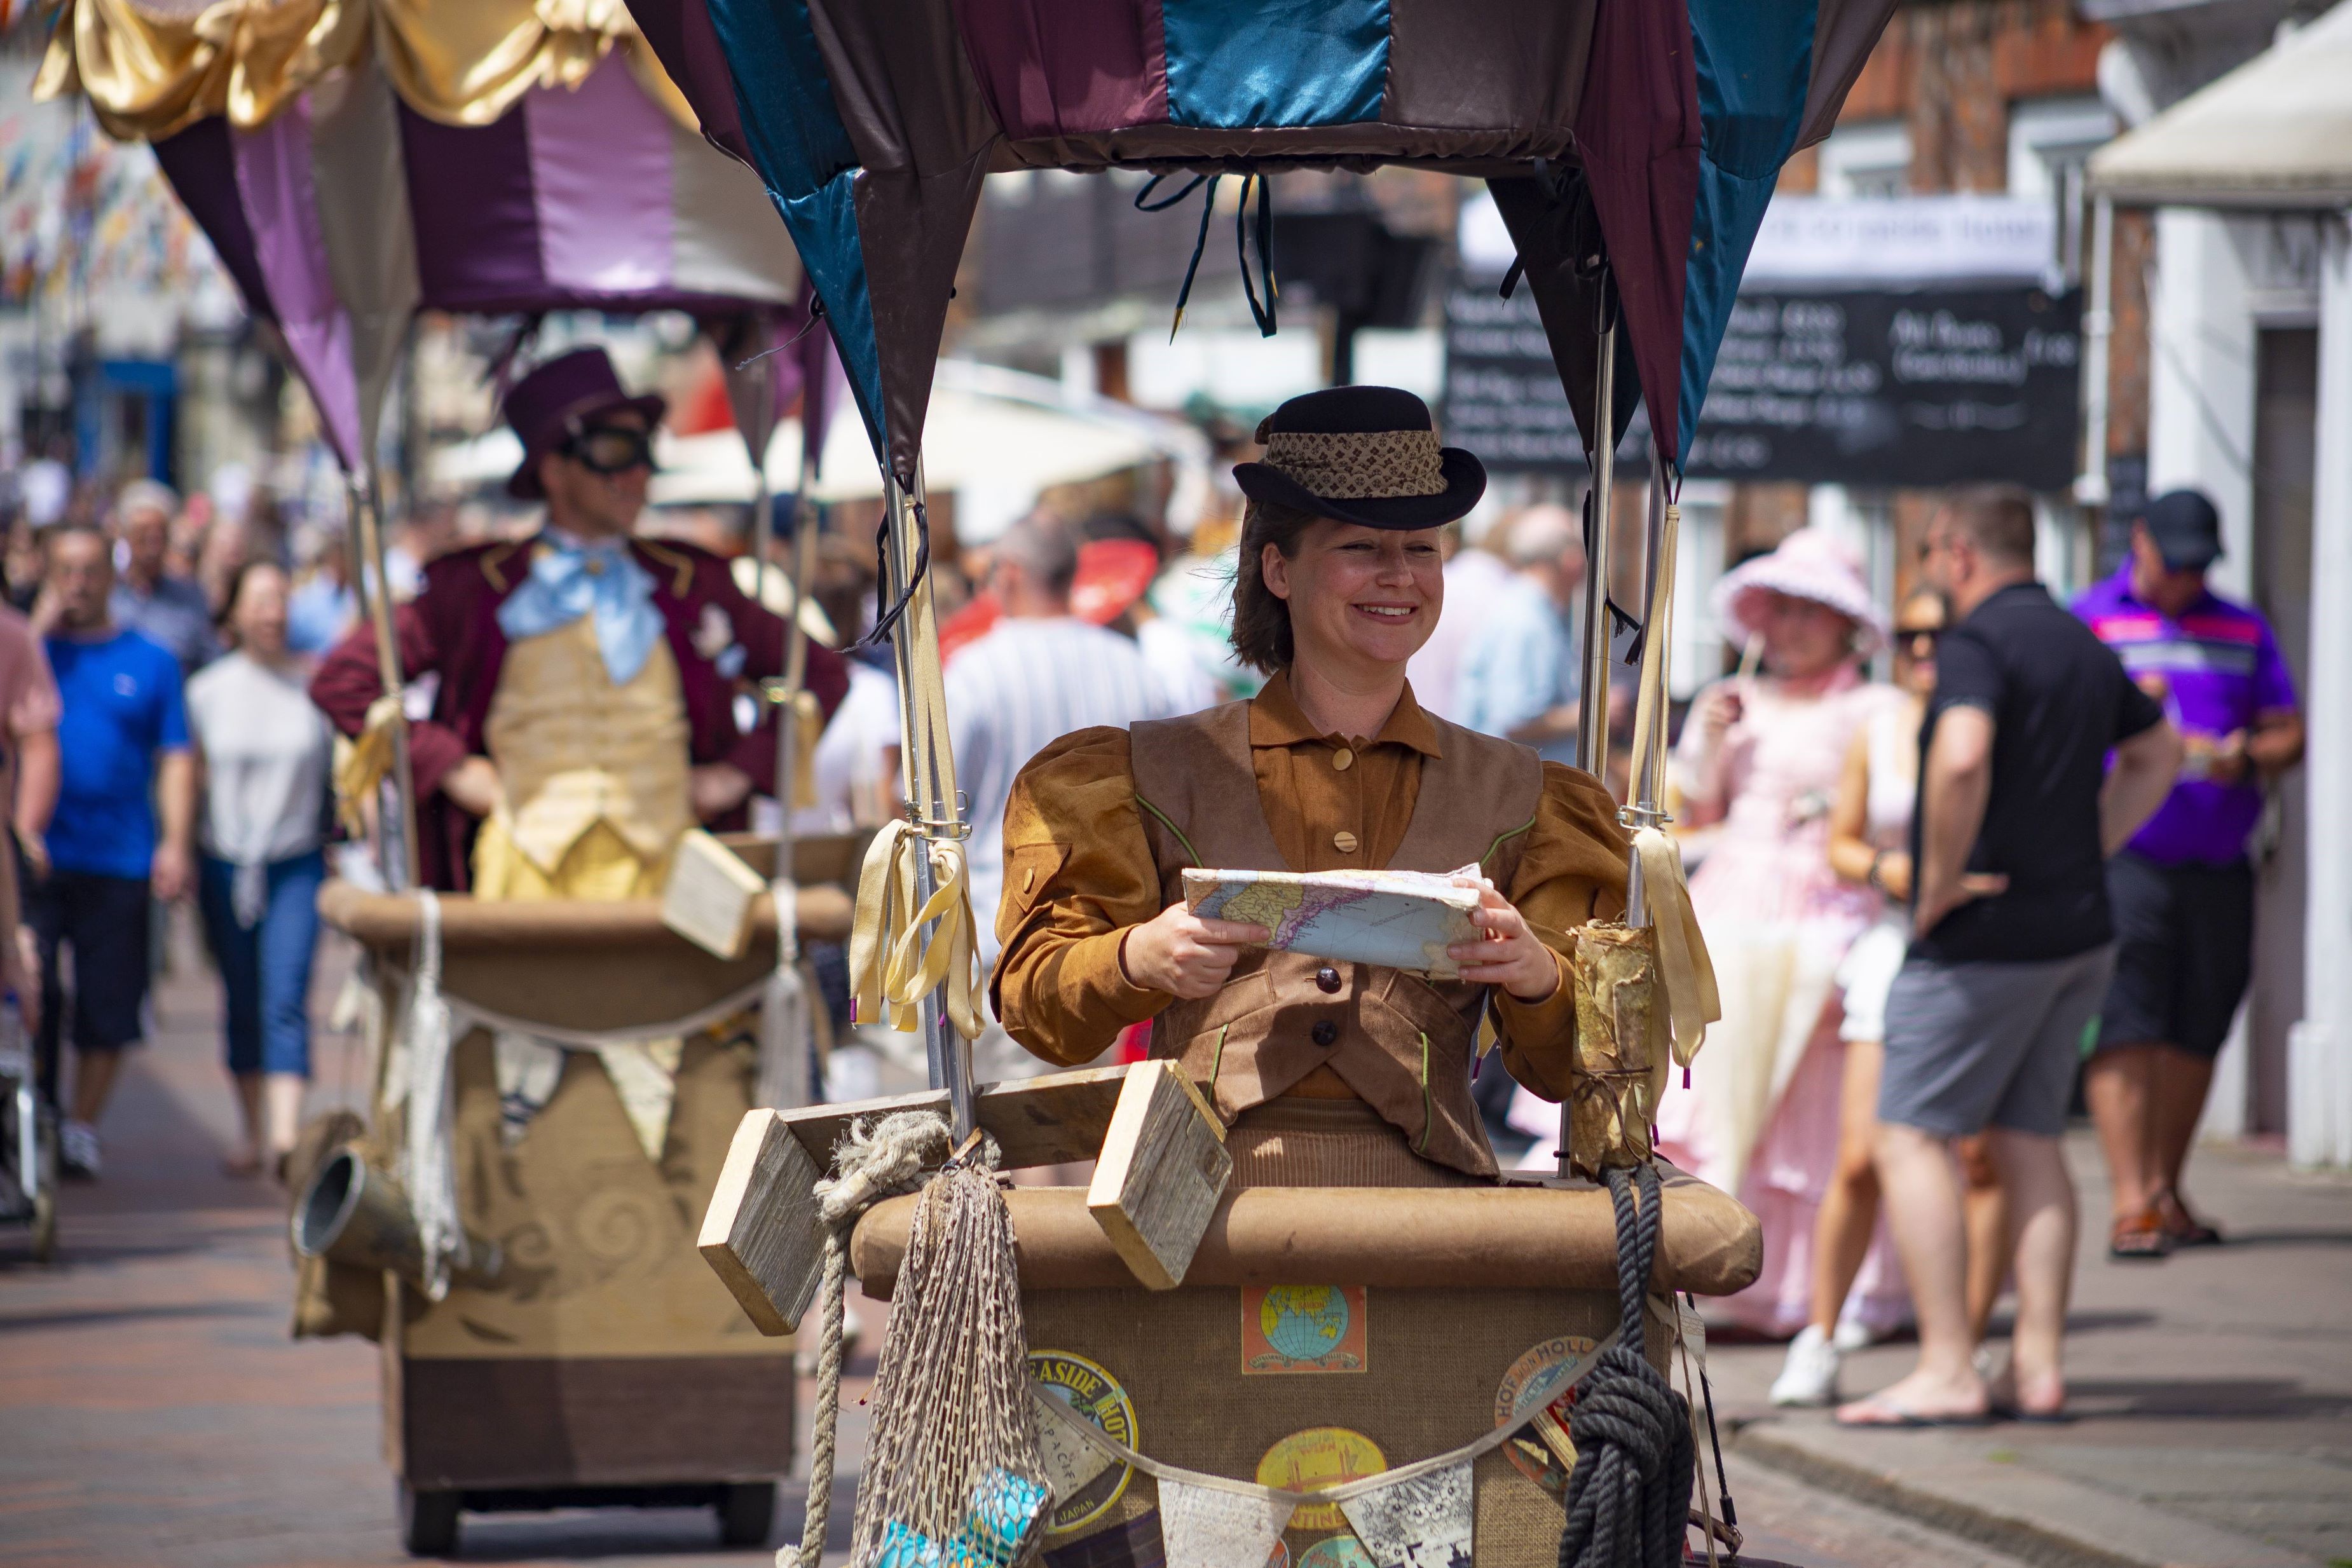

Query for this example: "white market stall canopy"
[2088,2,2352,209]
[433,359,1209,537]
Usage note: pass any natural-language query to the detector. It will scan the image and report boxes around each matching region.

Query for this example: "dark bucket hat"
[503,348,668,501]
[1233,386,1486,530]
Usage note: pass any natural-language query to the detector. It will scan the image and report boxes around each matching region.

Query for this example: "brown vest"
[1130,700,1543,1177]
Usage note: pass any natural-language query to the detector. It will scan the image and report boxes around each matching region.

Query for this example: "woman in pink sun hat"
[1652,527,1913,1344]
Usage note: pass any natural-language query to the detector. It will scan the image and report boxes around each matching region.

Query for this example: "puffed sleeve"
[1491,761,1631,1100]
[988,726,1174,1066]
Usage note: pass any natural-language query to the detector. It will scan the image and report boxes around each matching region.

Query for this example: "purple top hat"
[503,348,668,501]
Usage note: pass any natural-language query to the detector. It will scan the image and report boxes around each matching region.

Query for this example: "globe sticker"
[1028,1350,1138,1534]
[1494,1334,1600,1498]
[1296,1537,1378,1568]
[1241,1285,1369,1374]
[1255,1428,1386,1532]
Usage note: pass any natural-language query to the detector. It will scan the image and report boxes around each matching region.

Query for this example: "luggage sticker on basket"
[1254,1428,1386,1531]
[1494,1334,1601,1498]
[1029,1350,1140,1534]
[1241,1286,1369,1374]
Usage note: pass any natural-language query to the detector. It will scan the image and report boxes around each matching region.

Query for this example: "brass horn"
[291,1147,502,1290]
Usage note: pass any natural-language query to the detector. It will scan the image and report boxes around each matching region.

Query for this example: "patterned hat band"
[1257,428,1446,500]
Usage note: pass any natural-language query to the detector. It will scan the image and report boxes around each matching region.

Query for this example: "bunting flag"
[1336,1460,1475,1568]
[1158,1478,1298,1568]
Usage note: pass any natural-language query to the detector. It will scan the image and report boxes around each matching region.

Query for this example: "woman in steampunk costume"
[992,386,1628,1183]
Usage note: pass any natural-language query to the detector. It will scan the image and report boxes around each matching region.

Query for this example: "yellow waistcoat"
[472,614,691,901]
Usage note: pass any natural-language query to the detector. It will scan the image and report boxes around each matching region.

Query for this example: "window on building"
[2007,97,2117,285]
[1815,121,1912,200]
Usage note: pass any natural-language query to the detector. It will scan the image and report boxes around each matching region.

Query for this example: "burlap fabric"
[1026,1284,1666,1568]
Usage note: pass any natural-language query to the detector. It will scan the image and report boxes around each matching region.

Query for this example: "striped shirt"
[947,616,1199,962]
[2072,565,2298,865]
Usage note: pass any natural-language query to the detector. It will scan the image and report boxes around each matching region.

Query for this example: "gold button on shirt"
[988,673,1631,1104]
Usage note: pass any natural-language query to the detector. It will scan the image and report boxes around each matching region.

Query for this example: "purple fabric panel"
[623,0,756,167]
[399,100,545,313]
[526,60,678,298]
[153,120,276,326]
[228,106,364,470]
[949,0,1166,138]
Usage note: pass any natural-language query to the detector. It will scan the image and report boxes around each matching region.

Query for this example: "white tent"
[2087,3,2352,208]
[434,358,1210,542]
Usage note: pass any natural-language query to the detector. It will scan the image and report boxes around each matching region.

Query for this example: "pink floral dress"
[1653,662,1911,1337]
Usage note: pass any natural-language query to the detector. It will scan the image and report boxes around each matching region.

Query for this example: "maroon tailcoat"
[310,534,849,891]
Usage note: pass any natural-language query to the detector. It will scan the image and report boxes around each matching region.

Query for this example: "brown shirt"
[990,674,1630,1102]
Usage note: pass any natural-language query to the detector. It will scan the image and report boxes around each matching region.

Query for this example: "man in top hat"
[2072,489,2303,1257]
[311,347,849,896]
[990,386,1629,1186]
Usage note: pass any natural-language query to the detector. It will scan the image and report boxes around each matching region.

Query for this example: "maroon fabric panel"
[1571,0,1700,467]
[397,104,547,314]
[624,0,758,167]
[950,0,1166,137]
[1384,0,1594,135]
[1796,0,1899,151]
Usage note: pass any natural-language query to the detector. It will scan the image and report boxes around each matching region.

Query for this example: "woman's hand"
[439,756,504,817]
[1691,683,1744,749]
[1448,876,1561,1002]
[1120,904,1268,999]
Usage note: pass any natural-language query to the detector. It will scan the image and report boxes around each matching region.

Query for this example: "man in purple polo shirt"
[2073,490,2304,1259]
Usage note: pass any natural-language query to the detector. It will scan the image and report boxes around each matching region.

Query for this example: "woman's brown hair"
[1228,499,1321,674]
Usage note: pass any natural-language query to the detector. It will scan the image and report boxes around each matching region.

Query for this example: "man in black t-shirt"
[1839,488,2178,1431]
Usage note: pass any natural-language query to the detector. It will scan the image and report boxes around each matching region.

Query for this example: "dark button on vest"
[1311,1019,1339,1046]
[1315,965,1343,994]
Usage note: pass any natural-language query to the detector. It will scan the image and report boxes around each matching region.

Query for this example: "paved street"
[0,934,2342,1568]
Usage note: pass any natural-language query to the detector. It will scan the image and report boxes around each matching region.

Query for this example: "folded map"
[1181,866,1484,978]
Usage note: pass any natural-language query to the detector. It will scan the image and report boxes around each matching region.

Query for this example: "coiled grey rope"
[777,1112,950,1568]
[1558,1162,1695,1568]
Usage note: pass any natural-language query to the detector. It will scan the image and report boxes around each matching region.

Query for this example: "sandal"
[2157,1190,2222,1248]
[2108,1208,2173,1260]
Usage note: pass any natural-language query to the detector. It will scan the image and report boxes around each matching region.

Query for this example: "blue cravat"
[496,534,664,686]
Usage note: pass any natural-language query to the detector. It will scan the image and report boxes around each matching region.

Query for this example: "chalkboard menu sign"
[1442,273,2083,489]
[1687,287,2082,488]
[1439,273,1585,472]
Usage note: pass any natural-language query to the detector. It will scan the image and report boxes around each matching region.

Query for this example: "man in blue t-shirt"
[30,525,195,1180]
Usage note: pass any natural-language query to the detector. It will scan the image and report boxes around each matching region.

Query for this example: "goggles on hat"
[560,421,654,477]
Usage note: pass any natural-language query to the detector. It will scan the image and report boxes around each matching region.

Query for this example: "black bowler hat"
[1233,386,1486,530]
[2138,489,2223,571]
[503,348,668,500]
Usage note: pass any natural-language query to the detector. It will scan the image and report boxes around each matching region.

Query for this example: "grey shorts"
[1878,945,2116,1138]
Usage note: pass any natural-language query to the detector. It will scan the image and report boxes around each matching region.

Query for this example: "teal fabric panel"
[702,0,883,456]
[1162,0,1390,128]
[1679,0,1818,456]
[775,172,885,458]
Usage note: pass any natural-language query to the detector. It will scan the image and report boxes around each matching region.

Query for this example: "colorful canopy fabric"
[143,55,802,472]
[631,0,1891,487]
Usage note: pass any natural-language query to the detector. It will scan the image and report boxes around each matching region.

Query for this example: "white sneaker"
[1770,1323,1842,1407]
[1832,1310,1889,1352]
[60,1120,100,1180]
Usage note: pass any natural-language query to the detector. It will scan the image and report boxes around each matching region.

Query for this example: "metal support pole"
[880,465,975,1140]
[348,469,420,890]
[1623,450,1678,929]
[2074,195,2117,510]
[1575,320,1618,782]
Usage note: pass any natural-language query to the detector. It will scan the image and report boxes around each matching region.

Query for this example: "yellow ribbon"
[847,821,985,1043]
[331,692,403,838]
[1632,825,1719,1084]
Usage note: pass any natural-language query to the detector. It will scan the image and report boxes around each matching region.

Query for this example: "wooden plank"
[773,1063,1132,1173]
[1086,1060,1232,1290]
[699,1109,827,1336]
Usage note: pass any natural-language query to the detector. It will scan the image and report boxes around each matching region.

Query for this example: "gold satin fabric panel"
[36,0,697,141]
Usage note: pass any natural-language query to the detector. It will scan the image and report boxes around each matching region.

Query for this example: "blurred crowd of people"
[0,423,2307,1429]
